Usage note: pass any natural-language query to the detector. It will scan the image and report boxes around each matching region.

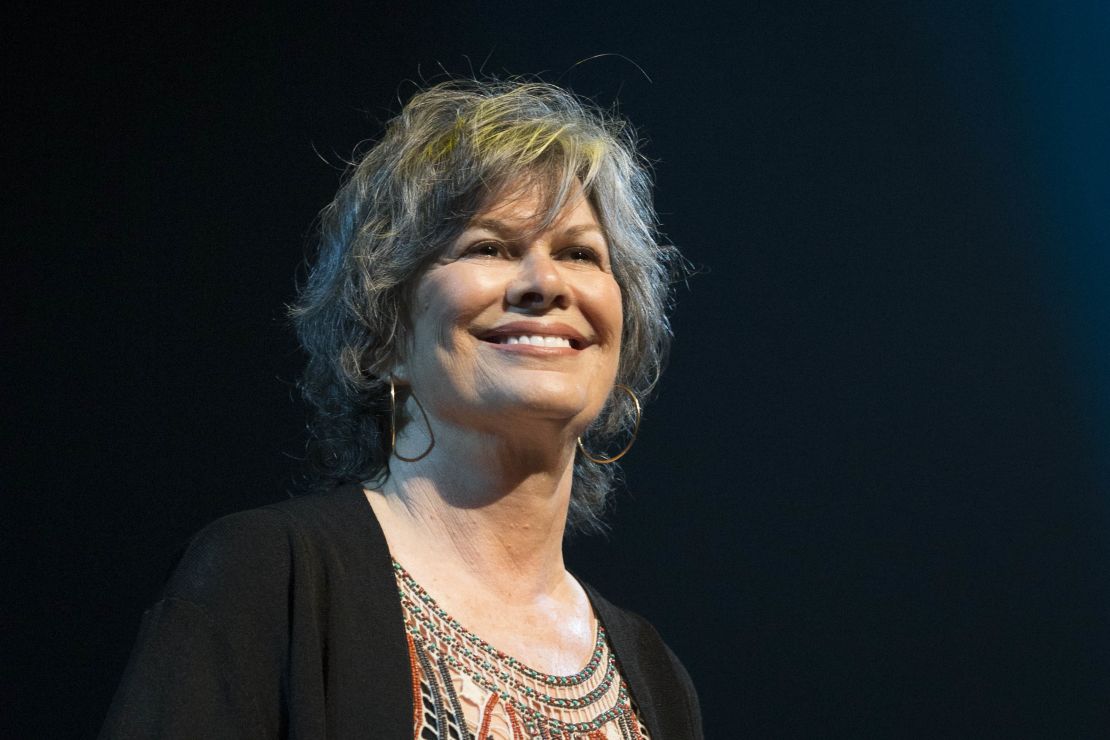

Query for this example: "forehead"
[465,177,603,237]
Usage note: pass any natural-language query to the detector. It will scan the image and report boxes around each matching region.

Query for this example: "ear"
[385,355,409,387]
[384,320,416,387]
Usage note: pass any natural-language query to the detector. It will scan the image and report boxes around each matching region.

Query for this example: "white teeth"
[498,335,572,348]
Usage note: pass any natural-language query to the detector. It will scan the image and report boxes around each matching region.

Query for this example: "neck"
[367,410,579,604]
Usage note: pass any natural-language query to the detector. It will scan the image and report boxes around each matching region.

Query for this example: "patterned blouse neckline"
[393,559,650,739]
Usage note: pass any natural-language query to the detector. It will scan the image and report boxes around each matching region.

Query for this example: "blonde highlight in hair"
[292,78,682,534]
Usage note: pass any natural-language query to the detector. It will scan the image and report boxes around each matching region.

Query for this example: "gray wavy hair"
[291,78,681,533]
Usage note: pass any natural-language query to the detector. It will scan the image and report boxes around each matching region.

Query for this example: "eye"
[462,240,504,258]
[560,246,604,266]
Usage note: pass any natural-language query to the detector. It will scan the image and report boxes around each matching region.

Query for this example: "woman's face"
[396,181,623,439]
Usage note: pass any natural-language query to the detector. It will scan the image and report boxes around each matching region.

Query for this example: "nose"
[507,252,569,310]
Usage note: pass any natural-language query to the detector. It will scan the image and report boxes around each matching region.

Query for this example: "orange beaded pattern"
[406,633,423,734]
[396,560,651,740]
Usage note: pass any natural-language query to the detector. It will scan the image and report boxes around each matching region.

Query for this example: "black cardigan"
[101,484,703,739]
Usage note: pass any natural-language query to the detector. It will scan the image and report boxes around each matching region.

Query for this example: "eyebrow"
[561,224,607,240]
[464,218,515,237]
[463,218,607,241]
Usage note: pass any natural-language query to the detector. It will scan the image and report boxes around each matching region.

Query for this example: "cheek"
[587,277,624,344]
[610,284,624,338]
[412,270,498,345]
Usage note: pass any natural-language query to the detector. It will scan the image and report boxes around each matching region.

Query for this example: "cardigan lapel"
[581,581,668,739]
[332,483,414,737]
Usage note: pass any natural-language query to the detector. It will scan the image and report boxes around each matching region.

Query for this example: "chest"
[395,561,652,739]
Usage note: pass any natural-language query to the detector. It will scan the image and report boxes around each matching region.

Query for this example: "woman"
[102,79,702,739]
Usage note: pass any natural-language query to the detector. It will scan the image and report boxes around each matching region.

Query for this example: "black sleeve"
[98,597,268,739]
[99,511,296,740]
[661,639,704,740]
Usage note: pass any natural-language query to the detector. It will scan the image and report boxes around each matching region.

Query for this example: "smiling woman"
[294,80,678,535]
[101,79,701,740]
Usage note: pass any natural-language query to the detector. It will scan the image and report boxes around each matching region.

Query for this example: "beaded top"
[394,560,650,740]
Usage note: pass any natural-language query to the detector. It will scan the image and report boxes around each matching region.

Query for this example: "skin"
[364,180,623,675]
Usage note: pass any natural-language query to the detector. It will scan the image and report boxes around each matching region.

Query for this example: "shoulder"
[102,484,404,738]
[163,484,380,612]
[583,584,704,739]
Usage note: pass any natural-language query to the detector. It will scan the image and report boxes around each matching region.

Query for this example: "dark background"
[10,1,1110,736]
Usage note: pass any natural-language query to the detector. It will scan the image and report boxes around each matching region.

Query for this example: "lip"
[475,321,591,351]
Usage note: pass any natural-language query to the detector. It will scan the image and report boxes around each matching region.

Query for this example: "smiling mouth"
[477,322,590,350]
[485,334,581,349]
[501,335,577,348]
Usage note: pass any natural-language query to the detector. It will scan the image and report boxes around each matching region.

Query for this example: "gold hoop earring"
[576,384,642,465]
[389,376,435,463]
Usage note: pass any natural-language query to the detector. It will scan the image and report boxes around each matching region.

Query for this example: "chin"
[483,381,599,422]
